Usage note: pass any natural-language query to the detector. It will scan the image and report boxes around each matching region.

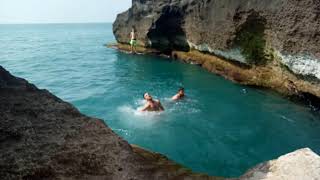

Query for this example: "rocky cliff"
[0,67,320,179]
[113,0,320,101]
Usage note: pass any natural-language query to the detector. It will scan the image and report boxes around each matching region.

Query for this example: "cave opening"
[234,11,268,65]
[147,6,190,54]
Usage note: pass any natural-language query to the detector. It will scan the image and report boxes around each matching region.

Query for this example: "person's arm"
[140,102,150,112]
[171,94,179,101]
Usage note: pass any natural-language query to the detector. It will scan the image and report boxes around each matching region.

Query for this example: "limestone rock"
[240,148,320,180]
[113,0,320,79]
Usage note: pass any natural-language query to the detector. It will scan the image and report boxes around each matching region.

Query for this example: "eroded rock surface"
[0,66,216,180]
[240,148,320,180]
[113,0,320,79]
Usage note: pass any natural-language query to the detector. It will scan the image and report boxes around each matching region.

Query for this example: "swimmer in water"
[171,87,185,101]
[140,92,164,112]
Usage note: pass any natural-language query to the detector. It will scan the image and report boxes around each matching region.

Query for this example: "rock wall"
[113,0,320,80]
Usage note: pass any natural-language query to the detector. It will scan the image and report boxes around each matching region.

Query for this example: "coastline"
[108,43,320,111]
[1,50,319,179]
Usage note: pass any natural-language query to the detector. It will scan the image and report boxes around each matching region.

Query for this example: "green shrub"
[235,13,268,65]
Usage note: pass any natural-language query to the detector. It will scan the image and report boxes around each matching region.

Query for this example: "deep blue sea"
[0,23,320,177]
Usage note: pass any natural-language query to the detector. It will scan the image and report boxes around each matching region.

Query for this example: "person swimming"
[140,92,164,112]
[171,87,185,101]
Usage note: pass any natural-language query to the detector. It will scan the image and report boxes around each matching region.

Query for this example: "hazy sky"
[0,0,131,24]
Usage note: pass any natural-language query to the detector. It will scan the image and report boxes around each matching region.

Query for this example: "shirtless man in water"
[171,87,185,101]
[140,93,164,112]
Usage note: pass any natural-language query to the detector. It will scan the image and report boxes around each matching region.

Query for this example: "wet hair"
[178,87,184,92]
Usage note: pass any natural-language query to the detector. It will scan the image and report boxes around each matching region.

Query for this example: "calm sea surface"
[0,23,319,177]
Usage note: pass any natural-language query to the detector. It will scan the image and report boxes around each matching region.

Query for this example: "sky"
[0,0,131,24]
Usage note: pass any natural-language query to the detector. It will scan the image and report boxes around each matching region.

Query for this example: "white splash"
[117,105,163,118]
[116,99,164,128]
[277,51,320,80]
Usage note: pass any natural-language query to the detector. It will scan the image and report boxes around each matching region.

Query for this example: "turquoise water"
[1,23,320,177]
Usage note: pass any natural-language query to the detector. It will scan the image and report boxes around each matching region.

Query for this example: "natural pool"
[0,23,319,177]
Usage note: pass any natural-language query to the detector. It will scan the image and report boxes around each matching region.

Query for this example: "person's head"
[178,87,184,95]
[131,26,135,33]
[143,92,153,101]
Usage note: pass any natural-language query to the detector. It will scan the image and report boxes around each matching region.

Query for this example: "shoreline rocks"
[108,43,320,111]
[113,0,320,105]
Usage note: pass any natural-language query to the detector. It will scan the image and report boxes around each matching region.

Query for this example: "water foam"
[118,104,163,117]
[116,97,201,128]
[116,99,164,128]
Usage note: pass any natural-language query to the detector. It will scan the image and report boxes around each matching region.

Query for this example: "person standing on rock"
[130,27,137,54]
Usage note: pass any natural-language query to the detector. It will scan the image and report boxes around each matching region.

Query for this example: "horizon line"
[0,21,114,25]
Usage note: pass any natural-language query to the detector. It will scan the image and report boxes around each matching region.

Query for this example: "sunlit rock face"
[240,148,320,180]
[113,0,320,78]
[278,52,320,80]
[187,41,247,64]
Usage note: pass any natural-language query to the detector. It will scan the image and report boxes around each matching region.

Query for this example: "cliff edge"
[113,0,320,102]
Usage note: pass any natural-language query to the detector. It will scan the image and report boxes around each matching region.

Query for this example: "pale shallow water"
[0,23,320,177]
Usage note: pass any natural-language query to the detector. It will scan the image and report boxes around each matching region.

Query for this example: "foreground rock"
[0,66,217,180]
[113,0,320,104]
[240,148,320,180]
